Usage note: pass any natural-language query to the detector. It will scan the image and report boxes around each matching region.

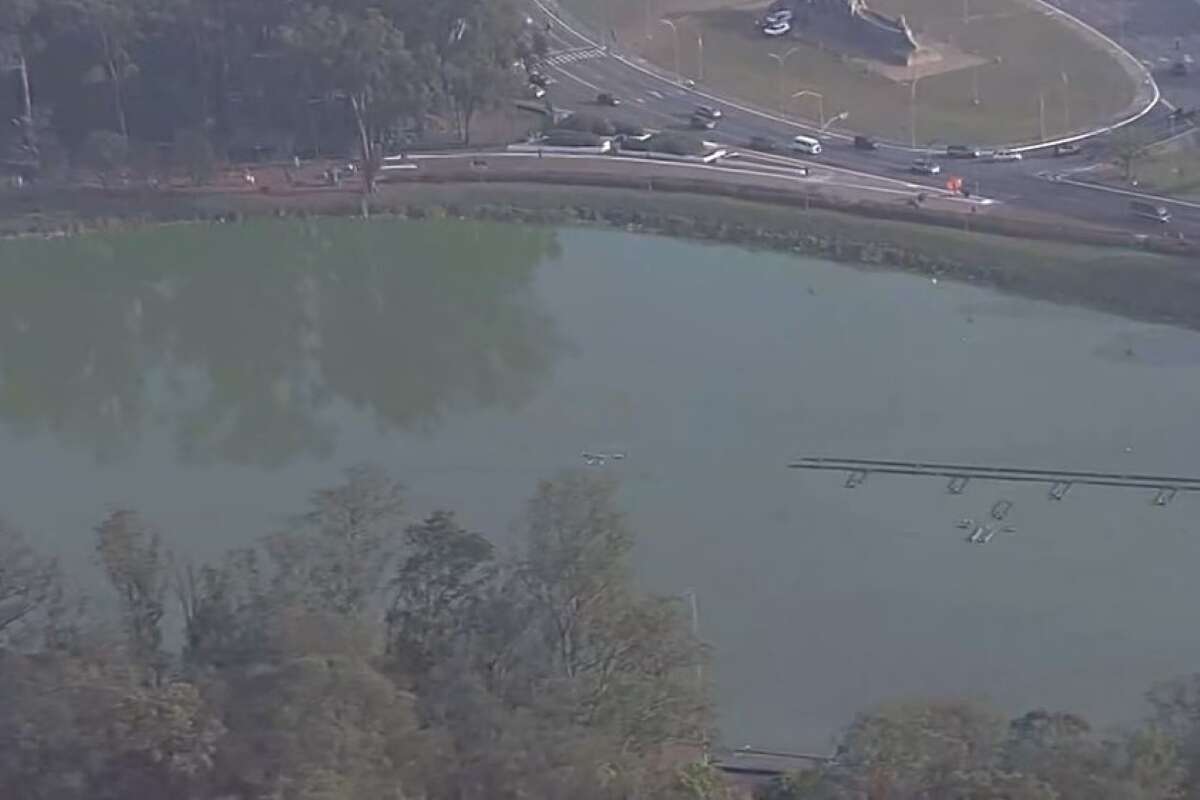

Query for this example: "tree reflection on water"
[0,218,566,467]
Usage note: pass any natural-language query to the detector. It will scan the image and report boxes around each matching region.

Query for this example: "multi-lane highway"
[526,0,1200,238]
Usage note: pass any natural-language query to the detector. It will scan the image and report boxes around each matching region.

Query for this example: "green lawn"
[1131,138,1200,200]
[564,0,1140,145]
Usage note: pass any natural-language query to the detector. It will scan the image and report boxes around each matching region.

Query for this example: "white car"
[991,149,1022,162]
[765,9,794,22]
[763,21,792,35]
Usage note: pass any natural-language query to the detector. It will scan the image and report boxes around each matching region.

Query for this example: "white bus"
[789,135,822,155]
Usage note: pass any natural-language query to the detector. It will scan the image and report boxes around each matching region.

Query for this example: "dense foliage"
[0,465,711,800]
[0,0,532,186]
[5,465,1200,798]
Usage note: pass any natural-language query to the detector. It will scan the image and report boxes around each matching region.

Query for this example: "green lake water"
[4,217,1200,749]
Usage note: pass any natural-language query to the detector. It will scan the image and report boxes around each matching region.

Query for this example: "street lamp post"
[697,34,704,82]
[681,589,702,689]
[659,19,681,83]
[768,47,800,111]
[1038,90,1046,141]
[820,110,849,133]
[1061,71,1070,133]
[909,74,921,147]
[791,89,825,127]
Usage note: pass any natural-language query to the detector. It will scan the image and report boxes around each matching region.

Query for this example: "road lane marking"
[398,151,994,204]
[1049,175,1200,210]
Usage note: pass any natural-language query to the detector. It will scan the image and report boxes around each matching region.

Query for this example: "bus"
[789,135,822,155]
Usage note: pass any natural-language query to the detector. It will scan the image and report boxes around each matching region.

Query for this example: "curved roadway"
[530,0,1200,238]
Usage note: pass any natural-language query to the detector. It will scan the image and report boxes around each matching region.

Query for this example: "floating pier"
[789,456,1200,504]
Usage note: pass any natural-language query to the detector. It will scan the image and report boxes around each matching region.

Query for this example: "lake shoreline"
[4,180,1200,331]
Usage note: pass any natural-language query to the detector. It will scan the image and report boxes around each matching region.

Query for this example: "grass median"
[561,0,1139,145]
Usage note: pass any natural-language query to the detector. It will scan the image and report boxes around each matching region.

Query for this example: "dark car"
[910,158,942,175]
[597,92,620,106]
[853,135,878,151]
[1171,59,1190,77]
[694,104,723,120]
[748,135,778,152]
[528,71,548,87]
[946,144,980,159]
[1053,142,1081,157]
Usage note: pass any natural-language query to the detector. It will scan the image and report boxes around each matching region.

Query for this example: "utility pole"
[682,589,702,689]
[697,34,704,82]
[971,65,980,106]
[1061,71,1070,133]
[910,74,920,147]
[768,48,799,111]
[1038,90,1046,141]
[660,19,681,83]
[792,89,825,127]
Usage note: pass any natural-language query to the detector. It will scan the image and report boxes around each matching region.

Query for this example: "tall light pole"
[660,18,681,83]
[1061,71,1070,133]
[820,110,849,133]
[681,589,702,689]
[909,73,921,147]
[791,89,825,127]
[697,34,704,82]
[1038,90,1046,141]
[768,47,800,111]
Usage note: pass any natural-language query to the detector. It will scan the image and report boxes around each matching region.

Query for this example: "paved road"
[529,0,1200,239]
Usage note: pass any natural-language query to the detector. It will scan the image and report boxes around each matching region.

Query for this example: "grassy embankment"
[1131,134,1200,200]
[4,181,1198,332]
[561,0,1138,145]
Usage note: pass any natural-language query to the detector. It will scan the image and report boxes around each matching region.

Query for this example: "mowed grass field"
[560,0,1141,145]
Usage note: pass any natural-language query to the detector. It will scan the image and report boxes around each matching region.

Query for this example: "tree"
[266,463,405,616]
[213,653,424,800]
[384,510,495,678]
[80,129,129,187]
[95,508,168,677]
[171,126,215,185]
[285,6,420,199]
[441,0,521,145]
[177,547,273,670]
[0,517,63,650]
[1112,128,1150,182]
[516,470,633,680]
[827,699,1008,798]
[63,0,145,138]
[0,0,46,167]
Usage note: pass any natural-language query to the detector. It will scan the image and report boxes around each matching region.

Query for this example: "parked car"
[991,149,1022,162]
[1053,142,1081,157]
[528,71,548,87]
[853,135,878,151]
[690,114,717,130]
[910,158,942,175]
[748,135,779,152]
[694,105,722,120]
[1131,199,1171,223]
[946,144,981,158]
[596,92,620,106]
[763,20,792,35]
